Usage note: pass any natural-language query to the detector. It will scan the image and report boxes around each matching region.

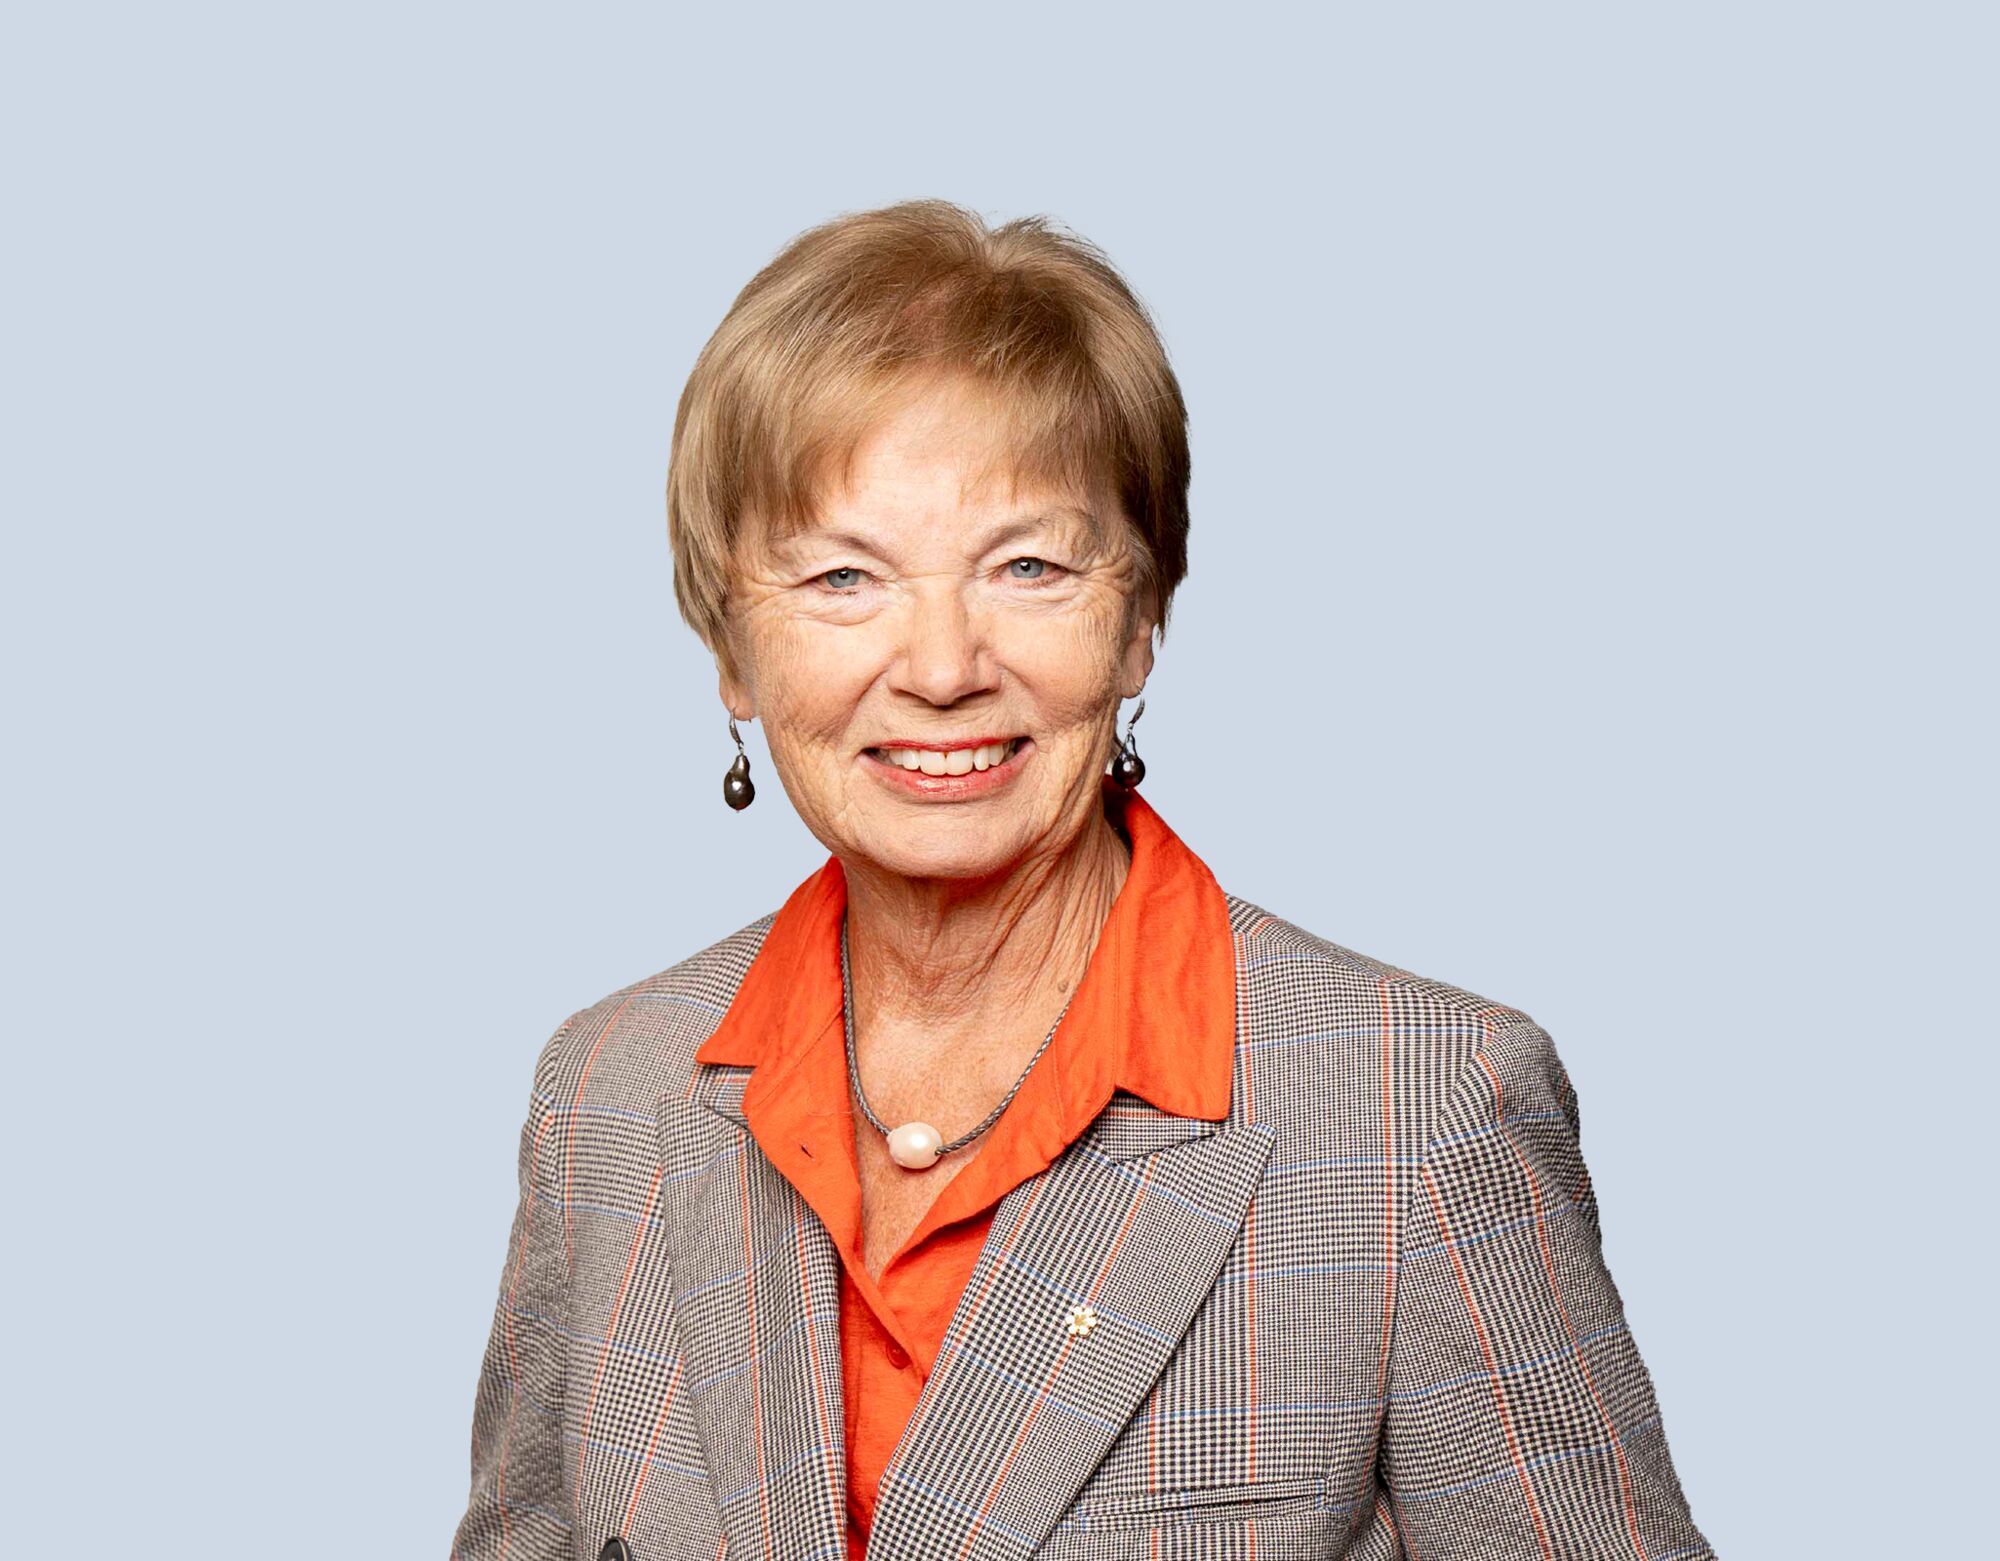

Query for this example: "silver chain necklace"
[840,914,1070,1171]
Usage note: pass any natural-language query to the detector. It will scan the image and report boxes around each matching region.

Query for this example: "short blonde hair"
[666,200,1191,677]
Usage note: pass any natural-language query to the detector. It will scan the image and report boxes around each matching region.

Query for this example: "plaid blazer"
[453,893,1714,1561]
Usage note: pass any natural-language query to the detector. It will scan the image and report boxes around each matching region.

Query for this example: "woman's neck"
[839,808,1132,1045]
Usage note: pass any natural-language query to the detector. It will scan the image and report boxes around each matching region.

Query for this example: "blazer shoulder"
[1223,888,1537,1038]
[530,910,777,1112]
[1222,891,1557,1147]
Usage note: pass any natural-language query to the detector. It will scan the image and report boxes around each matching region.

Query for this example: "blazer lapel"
[655,1071,847,1561]
[866,1095,1277,1561]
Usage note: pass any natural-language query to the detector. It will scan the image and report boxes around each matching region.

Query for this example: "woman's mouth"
[860,736,1035,800]
[864,736,1027,776]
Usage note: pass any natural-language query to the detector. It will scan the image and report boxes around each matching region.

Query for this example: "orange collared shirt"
[693,779,1236,1556]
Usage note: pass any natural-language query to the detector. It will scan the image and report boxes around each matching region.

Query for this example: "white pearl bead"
[887,1121,943,1169]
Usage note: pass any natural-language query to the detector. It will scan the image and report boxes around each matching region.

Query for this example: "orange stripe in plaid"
[793,1200,841,1519]
[1418,1159,1557,1561]
[1474,1034,1650,1561]
[576,1162,666,1492]
[619,1354,686,1534]
[1375,1488,1419,1561]
[1394,1485,1423,1561]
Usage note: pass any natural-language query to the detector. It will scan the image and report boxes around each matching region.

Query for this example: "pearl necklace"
[840,916,1070,1170]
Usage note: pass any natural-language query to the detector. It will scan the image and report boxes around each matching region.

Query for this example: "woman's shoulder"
[523,910,778,1112]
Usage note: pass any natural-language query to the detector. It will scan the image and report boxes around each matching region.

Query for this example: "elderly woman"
[452,201,1714,1561]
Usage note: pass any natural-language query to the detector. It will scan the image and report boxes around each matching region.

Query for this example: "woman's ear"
[714,613,757,721]
[1118,608,1158,700]
[717,661,756,723]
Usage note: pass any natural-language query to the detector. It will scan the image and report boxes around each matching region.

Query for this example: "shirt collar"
[693,776,1234,1124]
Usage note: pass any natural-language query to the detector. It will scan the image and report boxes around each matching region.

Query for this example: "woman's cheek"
[1030,616,1130,713]
[760,623,862,719]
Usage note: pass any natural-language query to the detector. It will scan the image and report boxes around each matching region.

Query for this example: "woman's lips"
[867,736,1023,775]
[862,736,1033,797]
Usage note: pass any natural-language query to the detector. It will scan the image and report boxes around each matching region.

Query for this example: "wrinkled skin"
[716,373,1154,912]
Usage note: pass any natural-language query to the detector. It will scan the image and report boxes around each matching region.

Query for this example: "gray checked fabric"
[451,895,1715,1560]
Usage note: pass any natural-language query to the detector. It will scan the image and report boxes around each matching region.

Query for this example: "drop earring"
[1109,697,1146,789]
[723,717,755,810]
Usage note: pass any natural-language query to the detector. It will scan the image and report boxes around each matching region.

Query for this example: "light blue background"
[6,4,1992,1555]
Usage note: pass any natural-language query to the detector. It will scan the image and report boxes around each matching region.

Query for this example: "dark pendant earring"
[1109,697,1147,789]
[723,717,755,810]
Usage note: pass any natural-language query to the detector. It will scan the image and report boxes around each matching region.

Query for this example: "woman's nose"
[892,582,992,706]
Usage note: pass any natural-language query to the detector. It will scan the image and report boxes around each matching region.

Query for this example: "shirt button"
[885,1342,911,1369]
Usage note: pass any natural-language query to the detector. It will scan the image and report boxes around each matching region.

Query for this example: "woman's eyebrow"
[779,508,1100,561]
[782,529,887,559]
[767,524,918,567]
[977,507,1101,550]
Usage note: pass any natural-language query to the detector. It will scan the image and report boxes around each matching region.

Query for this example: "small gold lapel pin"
[1065,1303,1100,1338]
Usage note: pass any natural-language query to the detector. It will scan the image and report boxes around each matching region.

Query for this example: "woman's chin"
[841,809,1038,882]
[828,776,1062,881]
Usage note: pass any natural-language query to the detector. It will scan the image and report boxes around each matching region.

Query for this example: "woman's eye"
[820,567,865,590]
[1008,557,1051,580]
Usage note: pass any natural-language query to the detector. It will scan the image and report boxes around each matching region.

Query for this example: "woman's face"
[718,378,1155,884]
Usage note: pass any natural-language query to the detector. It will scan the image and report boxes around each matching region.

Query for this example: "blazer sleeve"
[451,1020,577,1560]
[1378,1012,1716,1560]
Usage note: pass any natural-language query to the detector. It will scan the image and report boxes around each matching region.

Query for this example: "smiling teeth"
[876,739,1018,774]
